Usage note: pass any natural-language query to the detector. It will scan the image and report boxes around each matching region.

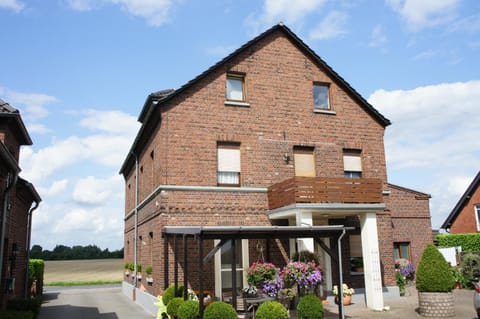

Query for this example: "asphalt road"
[38,285,155,319]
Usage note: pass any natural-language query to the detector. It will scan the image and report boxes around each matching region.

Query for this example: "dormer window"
[226,73,245,102]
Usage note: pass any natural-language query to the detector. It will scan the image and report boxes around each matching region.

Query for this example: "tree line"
[30,244,123,260]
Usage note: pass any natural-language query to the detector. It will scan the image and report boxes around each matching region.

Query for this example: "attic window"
[225,73,250,107]
[313,83,330,109]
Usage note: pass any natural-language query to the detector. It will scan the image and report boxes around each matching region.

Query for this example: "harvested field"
[44,259,123,283]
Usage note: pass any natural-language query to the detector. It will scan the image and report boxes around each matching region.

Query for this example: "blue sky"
[1,0,479,250]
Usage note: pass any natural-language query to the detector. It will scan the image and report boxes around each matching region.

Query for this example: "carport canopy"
[162,225,354,319]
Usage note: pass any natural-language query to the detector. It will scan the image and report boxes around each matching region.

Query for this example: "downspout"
[24,200,39,299]
[0,173,18,295]
[132,152,139,300]
[337,228,346,319]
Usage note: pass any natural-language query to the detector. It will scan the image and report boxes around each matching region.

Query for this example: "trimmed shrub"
[437,233,480,252]
[166,297,185,318]
[162,285,185,305]
[256,301,289,319]
[297,294,324,319]
[202,301,237,319]
[416,244,455,292]
[177,300,199,319]
[29,259,44,295]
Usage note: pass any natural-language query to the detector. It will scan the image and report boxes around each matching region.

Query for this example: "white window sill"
[224,101,250,107]
[314,108,336,115]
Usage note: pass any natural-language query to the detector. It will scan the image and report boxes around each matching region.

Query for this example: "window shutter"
[294,151,316,177]
[218,147,240,172]
[343,155,362,172]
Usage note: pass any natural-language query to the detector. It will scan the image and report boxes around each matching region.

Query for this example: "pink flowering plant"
[280,261,322,290]
[247,262,278,287]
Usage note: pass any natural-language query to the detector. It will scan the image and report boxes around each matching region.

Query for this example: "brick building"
[120,24,432,312]
[0,99,41,309]
[441,171,480,233]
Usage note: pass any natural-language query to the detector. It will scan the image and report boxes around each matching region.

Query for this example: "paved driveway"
[38,285,154,319]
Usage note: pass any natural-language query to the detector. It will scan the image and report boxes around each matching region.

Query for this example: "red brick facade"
[121,25,432,296]
[0,99,41,309]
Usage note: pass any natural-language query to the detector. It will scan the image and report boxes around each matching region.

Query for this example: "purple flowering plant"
[395,258,415,281]
[280,261,322,290]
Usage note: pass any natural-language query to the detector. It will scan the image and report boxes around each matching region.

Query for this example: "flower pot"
[418,291,455,317]
[334,295,352,306]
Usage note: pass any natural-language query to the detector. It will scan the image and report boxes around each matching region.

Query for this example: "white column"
[360,212,384,310]
[296,211,314,252]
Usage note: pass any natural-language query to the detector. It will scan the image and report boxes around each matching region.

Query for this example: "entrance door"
[214,239,249,301]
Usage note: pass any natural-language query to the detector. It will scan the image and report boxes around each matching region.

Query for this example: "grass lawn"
[44,259,123,285]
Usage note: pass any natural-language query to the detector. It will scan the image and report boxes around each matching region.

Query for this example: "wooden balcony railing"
[267,177,383,210]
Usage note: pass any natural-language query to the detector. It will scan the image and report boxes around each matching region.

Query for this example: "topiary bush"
[416,244,455,292]
[177,300,199,319]
[166,297,185,318]
[202,301,237,319]
[296,294,324,319]
[162,285,185,305]
[256,301,289,319]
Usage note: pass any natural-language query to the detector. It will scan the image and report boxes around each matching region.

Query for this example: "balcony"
[267,177,383,210]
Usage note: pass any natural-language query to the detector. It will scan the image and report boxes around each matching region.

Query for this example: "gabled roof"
[17,177,42,203]
[387,183,431,199]
[0,98,33,145]
[441,171,480,229]
[120,23,391,176]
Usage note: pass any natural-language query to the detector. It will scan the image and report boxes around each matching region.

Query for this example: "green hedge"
[437,234,480,252]
[28,259,44,296]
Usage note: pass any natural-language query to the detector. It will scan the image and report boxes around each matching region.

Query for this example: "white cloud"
[25,123,53,135]
[72,175,123,205]
[0,87,56,120]
[245,0,326,35]
[66,0,96,11]
[38,179,69,197]
[369,25,387,49]
[309,11,349,40]
[448,14,480,34]
[386,0,460,32]
[80,109,138,135]
[67,0,175,26]
[20,109,139,183]
[0,0,24,12]
[369,80,480,228]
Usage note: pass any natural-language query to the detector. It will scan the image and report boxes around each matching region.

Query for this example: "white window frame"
[214,239,249,301]
[475,204,480,231]
[226,74,245,102]
[217,143,241,186]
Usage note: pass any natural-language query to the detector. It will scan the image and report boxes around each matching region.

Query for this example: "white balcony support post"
[296,211,314,252]
[360,212,384,310]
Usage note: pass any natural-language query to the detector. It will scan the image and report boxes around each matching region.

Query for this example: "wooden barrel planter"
[418,292,455,317]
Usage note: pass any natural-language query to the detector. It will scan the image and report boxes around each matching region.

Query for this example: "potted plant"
[247,262,277,288]
[416,244,455,317]
[451,266,465,289]
[146,265,153,285]
[124,262,131,277]
[136,264,142,281]
[333,283,355,305]
[351,257,364,272]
